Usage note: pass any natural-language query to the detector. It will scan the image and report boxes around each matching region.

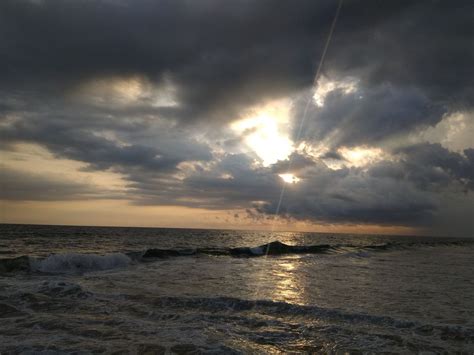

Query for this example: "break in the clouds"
[0,0,473,236]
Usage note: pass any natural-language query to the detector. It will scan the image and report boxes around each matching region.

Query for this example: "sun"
[279,173,300,184]
[231,99,294,166]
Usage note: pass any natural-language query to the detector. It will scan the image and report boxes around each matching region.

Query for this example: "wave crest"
[142,239,473,259]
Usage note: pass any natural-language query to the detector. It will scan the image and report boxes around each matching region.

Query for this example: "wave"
[0,253,131,274]
[148,295,414,326]
[141,241,336,258]
[1,239,471,274]
[135,295,474,341]
[30,253,132,274]
[142,239,473,259]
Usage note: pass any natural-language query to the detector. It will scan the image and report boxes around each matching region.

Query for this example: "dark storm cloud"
[327,0,474,109]
[3,0,470,125]
[0,0,337,121]
[1,0,473,232]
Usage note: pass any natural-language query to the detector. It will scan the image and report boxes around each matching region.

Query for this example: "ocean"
[0,224,473,353]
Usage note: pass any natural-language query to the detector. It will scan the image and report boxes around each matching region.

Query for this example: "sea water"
[0,224,473,353]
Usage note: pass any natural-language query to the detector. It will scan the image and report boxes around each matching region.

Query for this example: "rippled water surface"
[0,224,473,353]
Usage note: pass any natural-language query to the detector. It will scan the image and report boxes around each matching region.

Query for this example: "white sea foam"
[30,253,131,274]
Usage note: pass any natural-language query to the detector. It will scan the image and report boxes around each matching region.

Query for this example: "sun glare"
[231,99,294,166]
[279,173,300,184]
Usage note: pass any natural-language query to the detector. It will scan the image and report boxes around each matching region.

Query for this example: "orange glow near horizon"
[0,199,424,237]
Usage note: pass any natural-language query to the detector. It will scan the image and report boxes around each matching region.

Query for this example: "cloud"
[125,145,474,228]
[0,166,110,201]
[129,153,280,208]
[0,0,473,235]
[0,0,336,123]
[295,83,446,149]
[417,111,474,153]
[395,143,474,191]
[327,0,474,109]
[3,0,470,125]
[0,105,212,173]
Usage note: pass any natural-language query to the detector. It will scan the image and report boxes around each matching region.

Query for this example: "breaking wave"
[0,239,471,274]
[141,239,473,259]
[0,253,131,274]
[30,253,132,274]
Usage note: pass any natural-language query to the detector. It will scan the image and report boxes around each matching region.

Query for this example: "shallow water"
[0,224,473,353]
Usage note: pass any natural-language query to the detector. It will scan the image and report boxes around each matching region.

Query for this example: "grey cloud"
[271,153,317,174]
[3,0,471,126]
[265,158,437,226]
[258,145,474,226]
[0,0,473,233]
[327,0,474,109]
[126,151,438,226]
[132,146,473,228]
[0,167,114,201]
[395,143,474,191]
[295,83,446,149]
[1,118,212,174]
[129,154,281,208]
[259,175,437,226]
[0,0,337,122]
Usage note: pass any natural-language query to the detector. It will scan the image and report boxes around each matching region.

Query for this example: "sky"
[0,0,473,237]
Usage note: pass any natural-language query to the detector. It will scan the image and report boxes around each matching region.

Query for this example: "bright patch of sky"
[231,99,294,166]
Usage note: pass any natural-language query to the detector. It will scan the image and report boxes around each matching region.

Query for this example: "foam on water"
[30,253,132,274]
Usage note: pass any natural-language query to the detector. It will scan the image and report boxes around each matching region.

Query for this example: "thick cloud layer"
[0,166,112,201]
[0,0,473,235]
